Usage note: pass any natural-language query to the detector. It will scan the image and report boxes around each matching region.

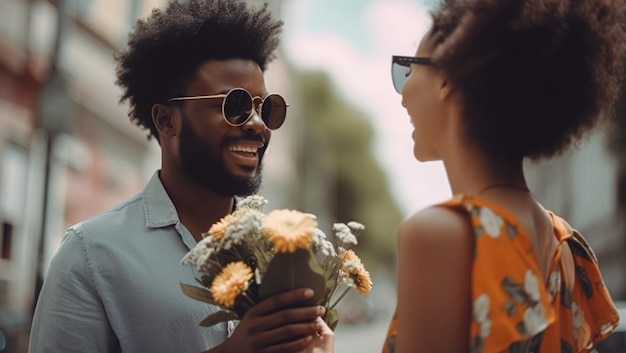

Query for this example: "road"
[334,315,391,353]
[330,269,396,352]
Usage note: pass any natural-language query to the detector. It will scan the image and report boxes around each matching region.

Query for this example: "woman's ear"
[152,103,178,139]
[439,77,455,101]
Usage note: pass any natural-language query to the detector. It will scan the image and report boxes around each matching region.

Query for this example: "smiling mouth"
[230,144,262,155]
[227,143,265,168]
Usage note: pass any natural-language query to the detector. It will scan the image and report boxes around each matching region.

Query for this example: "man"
[28,1,328,352]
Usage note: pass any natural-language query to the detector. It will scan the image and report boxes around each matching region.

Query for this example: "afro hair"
[115,0,283,141]
[429,0,626,160]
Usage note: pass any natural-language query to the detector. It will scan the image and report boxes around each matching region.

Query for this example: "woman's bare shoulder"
[399,205,473,246]
[394,205,474,353]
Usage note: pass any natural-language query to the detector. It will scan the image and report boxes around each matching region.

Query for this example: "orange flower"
[206,210,244,240]
[352,267,373,294]
[340,250,373,295]
[210,261,253,307]
[262,210,317,253]
[340,249,360,264]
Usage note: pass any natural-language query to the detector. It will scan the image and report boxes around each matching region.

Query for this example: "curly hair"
[428,0,626,160]
[115,0,283,142]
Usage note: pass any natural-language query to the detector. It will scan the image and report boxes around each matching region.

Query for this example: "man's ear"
[152,103,178,138]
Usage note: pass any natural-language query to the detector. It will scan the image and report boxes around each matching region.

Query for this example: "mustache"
[223,132,266,145]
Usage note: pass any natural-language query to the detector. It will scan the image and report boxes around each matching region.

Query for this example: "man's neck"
[158,169,235,242]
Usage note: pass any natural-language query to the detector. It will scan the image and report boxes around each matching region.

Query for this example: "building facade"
[0,0,294,351]
[526,129,626,299]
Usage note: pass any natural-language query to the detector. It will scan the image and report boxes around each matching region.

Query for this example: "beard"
[178,118,263,197]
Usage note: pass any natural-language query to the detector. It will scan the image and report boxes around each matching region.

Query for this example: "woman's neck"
[443,143,527,197]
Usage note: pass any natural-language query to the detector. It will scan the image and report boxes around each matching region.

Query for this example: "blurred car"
[595,301,626,353]
[0,309,30,353]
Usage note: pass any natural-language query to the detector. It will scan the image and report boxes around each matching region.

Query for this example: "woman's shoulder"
[393,203,475,353]
[399,202,474,245]
[401,194,515,236]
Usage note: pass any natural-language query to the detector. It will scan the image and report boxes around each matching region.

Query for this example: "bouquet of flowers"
[180,195,372,330]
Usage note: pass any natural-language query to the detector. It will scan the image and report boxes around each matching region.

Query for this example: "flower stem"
[329,287,351,310]
[241,291,256,307]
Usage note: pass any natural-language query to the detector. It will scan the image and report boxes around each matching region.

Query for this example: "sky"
[281,0,451,215]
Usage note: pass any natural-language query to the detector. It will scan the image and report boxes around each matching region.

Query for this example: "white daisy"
[333,223,357,246]
[235,195,268,211]
[222,210,263,249]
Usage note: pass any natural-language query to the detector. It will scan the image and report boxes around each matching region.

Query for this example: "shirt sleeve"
[28,228,119,353]
[566,229,620,351]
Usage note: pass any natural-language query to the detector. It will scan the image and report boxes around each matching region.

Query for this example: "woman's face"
[401,35,448,162]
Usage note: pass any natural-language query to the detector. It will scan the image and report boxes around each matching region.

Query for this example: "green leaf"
[180,283,221,306]
[258,248,326,306]
[319,256,341,305]
[325,308,339,331]
[199,310,239,327]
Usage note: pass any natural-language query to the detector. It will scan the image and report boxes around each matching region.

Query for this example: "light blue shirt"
[29,172,232,353]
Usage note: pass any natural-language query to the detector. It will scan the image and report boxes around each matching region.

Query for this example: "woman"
[382,0,626,352]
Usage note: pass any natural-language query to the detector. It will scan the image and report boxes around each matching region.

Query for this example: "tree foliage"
[292,70,403,269]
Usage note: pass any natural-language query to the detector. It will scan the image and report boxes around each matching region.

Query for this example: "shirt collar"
[142,171,180,229]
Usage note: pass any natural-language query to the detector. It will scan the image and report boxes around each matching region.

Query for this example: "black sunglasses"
[391,55,435,94]
[168,88,289,130]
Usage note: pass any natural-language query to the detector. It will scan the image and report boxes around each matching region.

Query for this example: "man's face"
[175,59,272,196]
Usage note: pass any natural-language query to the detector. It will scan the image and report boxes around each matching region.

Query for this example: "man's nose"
[241,110,267,134]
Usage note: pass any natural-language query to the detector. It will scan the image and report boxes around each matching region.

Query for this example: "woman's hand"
[297,317,335,353]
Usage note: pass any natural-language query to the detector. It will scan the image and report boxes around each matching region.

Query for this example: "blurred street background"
[0,0,625,352]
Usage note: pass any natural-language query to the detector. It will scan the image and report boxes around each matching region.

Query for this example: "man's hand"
[207,288,326,353]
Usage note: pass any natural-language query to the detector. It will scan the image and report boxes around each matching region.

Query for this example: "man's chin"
[185,160,264,197]
[202,172,262,197]
[230,170,258,182]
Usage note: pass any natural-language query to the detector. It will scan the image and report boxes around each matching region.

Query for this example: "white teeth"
[230,145,259,153]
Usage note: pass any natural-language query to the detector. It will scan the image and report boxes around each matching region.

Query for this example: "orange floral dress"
[382,195,620,353]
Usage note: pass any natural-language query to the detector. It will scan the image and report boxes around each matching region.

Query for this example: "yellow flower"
[262,209,317,253]
[340,250,373,295]
[210,261,253,307]
[205,209,245,240]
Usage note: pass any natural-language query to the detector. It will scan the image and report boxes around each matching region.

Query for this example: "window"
[65,0,135,45]
[0,143,28,262]
[0,222,12,260]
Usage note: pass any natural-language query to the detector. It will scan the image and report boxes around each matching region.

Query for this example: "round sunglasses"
[168,88,288,130]
[391,55,435,94]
